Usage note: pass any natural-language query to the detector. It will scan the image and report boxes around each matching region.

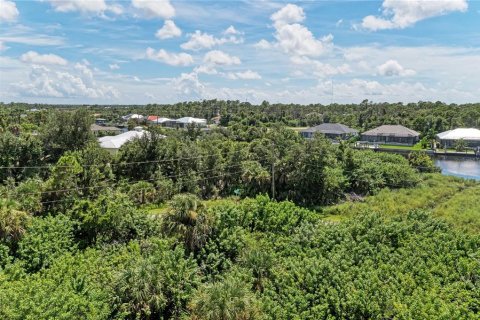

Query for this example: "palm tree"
[115,257,167,319]
[163,194,213,252]
[188,271,262,320]
[0,199,30,244]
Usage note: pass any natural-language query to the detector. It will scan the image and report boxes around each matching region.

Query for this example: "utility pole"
[271,161,275,200]
[271,142,276,200]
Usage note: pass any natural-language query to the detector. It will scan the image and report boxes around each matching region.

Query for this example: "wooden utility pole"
[271,141,276,200]
[271,161,275,200]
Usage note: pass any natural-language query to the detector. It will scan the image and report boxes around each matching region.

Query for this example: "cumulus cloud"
[172,72,204,98]
[223,25,243,35]
[270,4,333,57]
[226,70,262,80]
[193,65,218,75]
[203,50,241,66]
[109,63,120,70]
[155,20,181,39]
[20,51,68,65]
[0,0,19,22]
[132,0,175,19]
[270,3,305,28]
[181,30,243,51]
[361,0,468,31]
[377,59,416,76]
[291,55,351,77]
[15,63,118,99]
[45,0,100,13]
[44,0,125,16]
[145,47,193,66]
[254,39,272,49]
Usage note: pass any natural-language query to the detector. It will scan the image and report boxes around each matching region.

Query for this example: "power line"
[37,170,246,206]
[7,157,268,198]
[0,149,251,170]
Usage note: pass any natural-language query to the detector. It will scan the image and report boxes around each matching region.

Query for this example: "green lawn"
[287,127,309,132]
[377,144,423,151]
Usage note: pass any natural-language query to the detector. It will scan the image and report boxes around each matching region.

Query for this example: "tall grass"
[432,185,480,234]
[322,174,478,233]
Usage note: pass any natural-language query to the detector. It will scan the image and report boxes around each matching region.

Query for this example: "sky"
[0,0,479,105]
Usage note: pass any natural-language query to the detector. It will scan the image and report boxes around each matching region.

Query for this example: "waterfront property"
[361,125,420,146]
[437,128,480,148]
[300,123,358,140]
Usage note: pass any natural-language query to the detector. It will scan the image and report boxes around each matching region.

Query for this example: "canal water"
[434,157,480,180]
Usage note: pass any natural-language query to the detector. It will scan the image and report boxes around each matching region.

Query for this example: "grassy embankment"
[147,174,479,234]
[322,173,480,233]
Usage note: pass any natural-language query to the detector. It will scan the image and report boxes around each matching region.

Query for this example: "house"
[173,117,207,128]
[122,114,144,121]
[147,115,172,125]
[361,125,420,146]
[98,127,147,154]
[437,128,480,148]
[300,123,358,140]
[90,124,122,136]
[95,118,107,125]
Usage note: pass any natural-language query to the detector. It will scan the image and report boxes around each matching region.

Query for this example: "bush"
[18,214,76,272]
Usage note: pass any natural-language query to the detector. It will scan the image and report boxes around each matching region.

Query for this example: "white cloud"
[15,63,118,99]
[270,3,305,28]
[109,63,120,70]
[377,59,416,76]
[181,30,243,51]
[20,51,68,65]
[336,19,343,27]
[223,25,243,35]
[155,20,181,39]
[0,41,7,51]
[172,72,204,98]
[203,50,241,66]
[132,0,175,19]
[270,4,333,57]
[108,4,124,15]
[361,0,468,31]
[0,0,19,22]
[226,70,262,80]
[193,64,218,75]
[45,0,106,13]
[145,47,194,66]
[254,39,272,49]
[290,55,351,77]
[181,31,216,50]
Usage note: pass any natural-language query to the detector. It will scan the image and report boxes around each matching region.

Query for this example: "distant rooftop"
[437,128,480,141]
[302,123,358,135]
[176,117,207,124]
[90,124,122,132]
[362,125,420,137]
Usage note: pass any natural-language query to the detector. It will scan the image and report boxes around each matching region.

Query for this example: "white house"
[98,127,147,153]
[437,128,480,148]
[122,114,144,121]
[174,117,207,128]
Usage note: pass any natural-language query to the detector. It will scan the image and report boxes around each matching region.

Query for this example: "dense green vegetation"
[0,103,479,319]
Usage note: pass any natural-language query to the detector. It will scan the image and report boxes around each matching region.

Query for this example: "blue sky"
[0,0,479,104]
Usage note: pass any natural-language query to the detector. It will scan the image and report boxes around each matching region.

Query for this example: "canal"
[434,156,480,180]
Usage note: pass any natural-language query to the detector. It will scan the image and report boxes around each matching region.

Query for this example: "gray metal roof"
[302,123,358,135]
[362,125,419,137]
[90,124,122,132]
